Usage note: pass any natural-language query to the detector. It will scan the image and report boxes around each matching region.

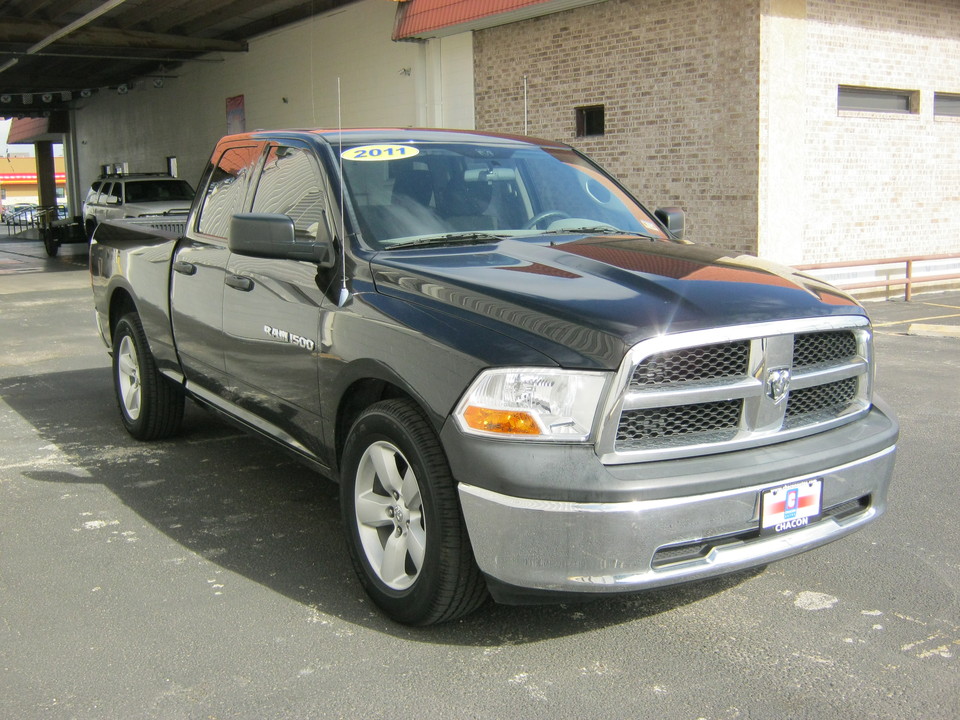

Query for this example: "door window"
[97,182,117,204]
[252,145,330,240]
[196,145,262,238]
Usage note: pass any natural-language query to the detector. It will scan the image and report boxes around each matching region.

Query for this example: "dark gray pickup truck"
[90,128,898,625]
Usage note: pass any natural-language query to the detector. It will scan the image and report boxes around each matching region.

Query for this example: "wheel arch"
[108,286,138,342]
[332,360,449,480]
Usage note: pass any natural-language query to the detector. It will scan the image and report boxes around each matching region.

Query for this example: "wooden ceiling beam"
[112,0,228,33]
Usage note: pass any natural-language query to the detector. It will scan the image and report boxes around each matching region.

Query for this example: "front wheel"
[340,399,487,625]
[112,313,184,440]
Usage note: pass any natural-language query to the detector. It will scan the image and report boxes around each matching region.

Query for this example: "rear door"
[171,142,264,392]
[220,141,333,460]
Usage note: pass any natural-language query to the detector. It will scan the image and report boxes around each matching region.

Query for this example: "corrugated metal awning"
[393,0,610,40]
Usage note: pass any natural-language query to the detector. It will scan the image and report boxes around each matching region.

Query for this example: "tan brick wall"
[474,0,762,254]
[786,0,960,264]
[476,0,960,266]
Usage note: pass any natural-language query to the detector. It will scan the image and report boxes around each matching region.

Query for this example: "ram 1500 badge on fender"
[90,129,899,625]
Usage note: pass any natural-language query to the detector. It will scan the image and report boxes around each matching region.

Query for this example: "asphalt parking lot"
[1,231,958,719]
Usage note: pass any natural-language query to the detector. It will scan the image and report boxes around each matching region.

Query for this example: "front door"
[220,142,333,460]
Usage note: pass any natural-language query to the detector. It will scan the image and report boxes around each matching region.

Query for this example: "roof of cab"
[218,127,569,149]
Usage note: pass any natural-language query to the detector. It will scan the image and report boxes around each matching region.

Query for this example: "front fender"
[319,290,558,475]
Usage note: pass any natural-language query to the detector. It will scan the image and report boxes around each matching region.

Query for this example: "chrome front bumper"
[458,445,896,599]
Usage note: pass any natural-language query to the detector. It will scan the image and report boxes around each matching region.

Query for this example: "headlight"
[454,368,610,441]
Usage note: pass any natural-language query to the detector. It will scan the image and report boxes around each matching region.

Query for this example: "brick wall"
[475,0,762,254]
[475,0,960,265]
[788,0,960,264]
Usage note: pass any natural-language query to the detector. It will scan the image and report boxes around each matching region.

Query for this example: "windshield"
[123,179,195,203]
[338,141,667,250]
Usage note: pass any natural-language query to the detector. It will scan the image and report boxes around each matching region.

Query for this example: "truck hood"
[369,235,863,369]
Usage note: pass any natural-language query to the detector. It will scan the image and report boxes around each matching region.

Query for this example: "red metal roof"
[393,0,602,40]
[6,114,69,144]
[6,117,49,144]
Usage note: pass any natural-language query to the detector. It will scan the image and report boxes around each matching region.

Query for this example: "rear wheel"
[113,313,184,440]
[340,399,487,625]
[41,228,60,257]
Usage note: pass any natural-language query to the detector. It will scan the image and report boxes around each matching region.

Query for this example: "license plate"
[760,479,823,536]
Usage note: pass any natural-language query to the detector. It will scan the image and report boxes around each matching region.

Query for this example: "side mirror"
[229,213,335,267]
[655,207,684,239]
[106,196,121,206]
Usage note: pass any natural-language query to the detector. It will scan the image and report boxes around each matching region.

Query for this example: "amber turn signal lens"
[461,405,541,435]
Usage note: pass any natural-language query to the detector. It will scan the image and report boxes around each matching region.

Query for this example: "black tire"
[42,229,59,257]
[340,399,488,625]
[85,219,97,241]
[112,313,185,440]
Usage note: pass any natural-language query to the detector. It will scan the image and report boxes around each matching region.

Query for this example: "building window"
[838,86,917,114]
[575,105,605,137]
[934,92,960,118]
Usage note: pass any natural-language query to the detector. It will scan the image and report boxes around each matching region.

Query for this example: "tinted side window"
[124,180,194,203]
[98,182,118,204]
[85,181,102,203]
[196,145,261,238]
[252,145,329,239]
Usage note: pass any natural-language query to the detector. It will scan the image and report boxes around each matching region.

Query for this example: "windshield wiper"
[537,226,655,237]
[384,232,506,250]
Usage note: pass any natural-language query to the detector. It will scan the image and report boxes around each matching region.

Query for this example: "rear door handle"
[173,260,196,276]
[225,274,254,292]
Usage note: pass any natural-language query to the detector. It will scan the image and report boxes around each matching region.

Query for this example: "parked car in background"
[82,173,194,238]
[3,203,38,223]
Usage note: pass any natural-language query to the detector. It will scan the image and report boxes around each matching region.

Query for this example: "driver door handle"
[173,260,196,276]
[225,274,254,292]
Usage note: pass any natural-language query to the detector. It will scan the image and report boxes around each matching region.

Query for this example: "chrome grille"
[617,400,741,447]
[600,317,873,464]
[784,377,858,426]
[793,330,857,368]
[630,342,749,388]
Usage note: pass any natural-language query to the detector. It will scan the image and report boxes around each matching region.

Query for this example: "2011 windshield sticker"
[341,144,420,161]
[264,325,315,351]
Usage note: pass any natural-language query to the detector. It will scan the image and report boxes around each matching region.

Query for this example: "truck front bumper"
[447,404,898,602]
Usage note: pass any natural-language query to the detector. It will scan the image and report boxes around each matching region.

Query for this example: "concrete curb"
[906,323,960,339]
